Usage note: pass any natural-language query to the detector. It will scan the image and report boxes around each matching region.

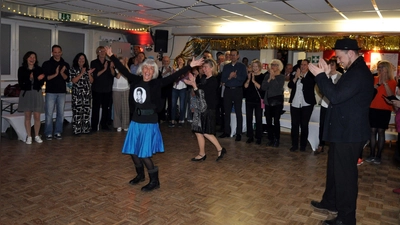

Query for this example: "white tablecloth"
[229,102,321,151]
[2,109,72,142]
[2,96,72,142]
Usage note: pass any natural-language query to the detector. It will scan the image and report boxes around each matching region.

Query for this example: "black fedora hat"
[333,38,361,50]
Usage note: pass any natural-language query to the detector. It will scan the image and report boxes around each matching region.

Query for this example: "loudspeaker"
[154,30,168,53]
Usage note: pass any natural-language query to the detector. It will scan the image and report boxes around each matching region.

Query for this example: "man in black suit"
[288,59,316,151]
[308,39,374,225]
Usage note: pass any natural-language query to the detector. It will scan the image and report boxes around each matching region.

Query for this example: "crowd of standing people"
[15,39,400,221]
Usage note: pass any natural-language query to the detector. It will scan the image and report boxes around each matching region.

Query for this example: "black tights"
[370,127,385,158]
[130,154,154,170]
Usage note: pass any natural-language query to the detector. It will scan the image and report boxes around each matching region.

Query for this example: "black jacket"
[315,56,374,142]
[42,57,70,93]
[288,71,316,105]
[18,66,45,92]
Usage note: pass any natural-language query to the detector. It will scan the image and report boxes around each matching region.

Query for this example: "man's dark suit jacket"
[288,71,316,106]
[315,56,374,143]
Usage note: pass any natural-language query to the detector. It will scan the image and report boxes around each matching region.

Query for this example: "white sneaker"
[34,136,43,143]
[26,136,32,144]
[123,128,128,131]
[117,127,122,132]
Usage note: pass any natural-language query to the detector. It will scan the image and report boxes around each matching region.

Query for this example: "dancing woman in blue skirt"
[106,47,204,191]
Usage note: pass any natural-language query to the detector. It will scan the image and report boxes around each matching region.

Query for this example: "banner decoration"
[180,36,400,57]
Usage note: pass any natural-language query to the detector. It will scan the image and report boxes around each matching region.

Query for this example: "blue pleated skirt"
[121,121,164,158]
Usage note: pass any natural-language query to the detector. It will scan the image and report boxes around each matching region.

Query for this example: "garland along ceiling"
[3,0,400,36]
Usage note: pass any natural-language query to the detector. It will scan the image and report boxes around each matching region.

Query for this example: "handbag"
[254,85,265,109]
[267,95,284,107]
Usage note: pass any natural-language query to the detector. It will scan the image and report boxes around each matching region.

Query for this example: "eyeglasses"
[377,66,385,69]
[98,50,105,53]
[271,63,278,66]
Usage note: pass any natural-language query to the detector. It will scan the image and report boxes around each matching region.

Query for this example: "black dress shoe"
[191,155,207,161]
[219,133,229,138]
[290,146,298,152]
[267,139,274,146]
[310,200,338,214]
[246,137,254,143]
[216,148,227,161]
[235,134,241,141]
[323,218,346,225]
[300,147,306,152]
[255,139,261,145]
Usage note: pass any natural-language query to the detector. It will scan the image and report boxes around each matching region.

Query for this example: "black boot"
[141,167,160,191]
[267,139,274,146]
[129,165,145,185]
[273,138,280,147]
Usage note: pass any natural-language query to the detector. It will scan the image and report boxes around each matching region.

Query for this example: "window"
[1,24,11,75]
[19,26,51,68]
[58,30,85,66]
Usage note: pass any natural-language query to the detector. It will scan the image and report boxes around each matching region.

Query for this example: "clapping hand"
[309,60,330,76]
[391,99,400,107]
[55,65,60,75]
[38,74,45,80]
[88,68,95,74]
[295,68,302,79]
[228,70,237,80]
[60,65,66,74]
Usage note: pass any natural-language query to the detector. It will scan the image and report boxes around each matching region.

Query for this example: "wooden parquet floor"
[1,122,399,225]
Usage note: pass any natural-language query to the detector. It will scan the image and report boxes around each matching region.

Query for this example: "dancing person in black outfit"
[106,46,204,192]
[183,59,227,161]
[309,38,374,225]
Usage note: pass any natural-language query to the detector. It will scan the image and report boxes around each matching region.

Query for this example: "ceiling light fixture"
[324,0,349,20]
[371,0,383,19]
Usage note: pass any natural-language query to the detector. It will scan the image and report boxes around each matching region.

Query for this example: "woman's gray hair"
[136,59,159,80]
[270,59,284,72]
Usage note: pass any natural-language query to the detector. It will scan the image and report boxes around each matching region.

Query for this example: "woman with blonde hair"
[244,59,266,144]
[261,59,285,147]
[366,60,396,164]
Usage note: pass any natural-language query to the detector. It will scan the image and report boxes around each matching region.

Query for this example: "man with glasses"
[90,46,115,131]
[219,49,247,141]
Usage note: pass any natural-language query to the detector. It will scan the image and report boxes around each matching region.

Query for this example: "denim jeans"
[171,88,187,122]
[44,93,66,136]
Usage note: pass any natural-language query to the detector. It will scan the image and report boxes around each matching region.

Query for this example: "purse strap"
[254,83,262,100]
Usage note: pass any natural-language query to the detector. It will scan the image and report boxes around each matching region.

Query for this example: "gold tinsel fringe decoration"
[180,36,400,58]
